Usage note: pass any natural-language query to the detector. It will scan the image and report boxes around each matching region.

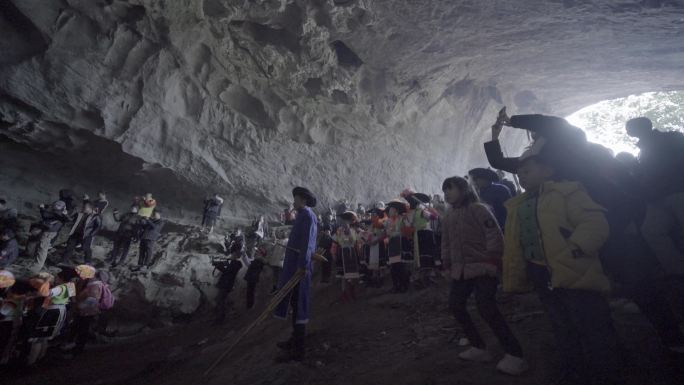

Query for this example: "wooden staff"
[203,269,306,377]
[270,241,329,262]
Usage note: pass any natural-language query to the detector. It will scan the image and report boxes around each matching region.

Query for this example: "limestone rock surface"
[2,0,684,218]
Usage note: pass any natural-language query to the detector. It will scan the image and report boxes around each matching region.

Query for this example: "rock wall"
[2,0,684,219]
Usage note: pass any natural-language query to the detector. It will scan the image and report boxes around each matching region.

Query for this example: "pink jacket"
[441,202,503,280]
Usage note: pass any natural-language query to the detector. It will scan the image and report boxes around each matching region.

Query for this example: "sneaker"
[458,347,493,362]
[496,354,529,376]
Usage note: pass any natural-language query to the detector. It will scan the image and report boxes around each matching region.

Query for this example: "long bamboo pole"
[203,269,306,377]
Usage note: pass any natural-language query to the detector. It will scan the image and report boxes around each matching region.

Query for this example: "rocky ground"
[4,268,684,385]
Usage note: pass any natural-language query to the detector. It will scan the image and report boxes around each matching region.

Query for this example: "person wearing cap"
[29,200,70,274]
[626,117,684,313]
[63,265,103,355]
[0,229,19,269]
[62,202,102,264]
[468,168,512,228]
[274,187,318,362]
[135,193,157,218]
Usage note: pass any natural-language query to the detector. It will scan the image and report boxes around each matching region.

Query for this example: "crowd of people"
[1,108,684,383]
[253,112,684,384]
[0,190,164,366]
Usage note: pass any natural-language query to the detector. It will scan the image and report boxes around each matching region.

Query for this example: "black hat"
[366,207,386,218]
[510,114,586,141]
[292,187,317,208]
[468,168,500,183]
[509,114,570,132]
[386,199,408,214]
[340,211,358,223]
[625,117,653,137]
[413,193,431,204]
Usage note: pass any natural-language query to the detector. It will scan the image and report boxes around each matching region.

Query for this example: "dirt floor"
[4,277,684,385]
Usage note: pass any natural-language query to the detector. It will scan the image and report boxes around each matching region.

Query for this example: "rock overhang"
[1,0,683,220]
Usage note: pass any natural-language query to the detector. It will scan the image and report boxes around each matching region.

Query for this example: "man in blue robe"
[274,186,318,362]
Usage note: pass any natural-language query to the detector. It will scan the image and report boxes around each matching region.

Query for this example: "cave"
[2,1,684,384]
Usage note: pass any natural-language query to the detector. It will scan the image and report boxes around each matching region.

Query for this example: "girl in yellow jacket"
[503,154,623,385]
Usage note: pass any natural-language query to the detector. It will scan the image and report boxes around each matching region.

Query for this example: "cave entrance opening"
[565,90,684,156]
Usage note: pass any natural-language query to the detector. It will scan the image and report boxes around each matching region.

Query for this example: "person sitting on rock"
[201,193,224,234]
[109,206,142,267]
[135,193,157,218]
[62,203,102,265]
[0,229,19,270]
[135,209,164,271]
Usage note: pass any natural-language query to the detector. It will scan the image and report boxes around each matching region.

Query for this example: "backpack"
[98,281,115,310]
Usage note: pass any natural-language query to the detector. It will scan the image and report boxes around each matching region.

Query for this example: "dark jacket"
[40,207,70,233]
[635,130,684,199]
[203,197,224,218]
[500,178,518,196]
[0,208,18,232]
[484,115,586,175]
[114,212,142,237]
[68,213,102,239]
[484,140,519,174]
[140,218,164,241]
[84,198,109,214]
[478,183,512,228]
[0,238,18,268]
[59,189,77,214]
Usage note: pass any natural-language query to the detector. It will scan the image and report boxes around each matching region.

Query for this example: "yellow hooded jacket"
[502,181,611,293]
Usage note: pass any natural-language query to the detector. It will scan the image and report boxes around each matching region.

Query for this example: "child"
[503,154,623,384]
[441,177,527,375]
